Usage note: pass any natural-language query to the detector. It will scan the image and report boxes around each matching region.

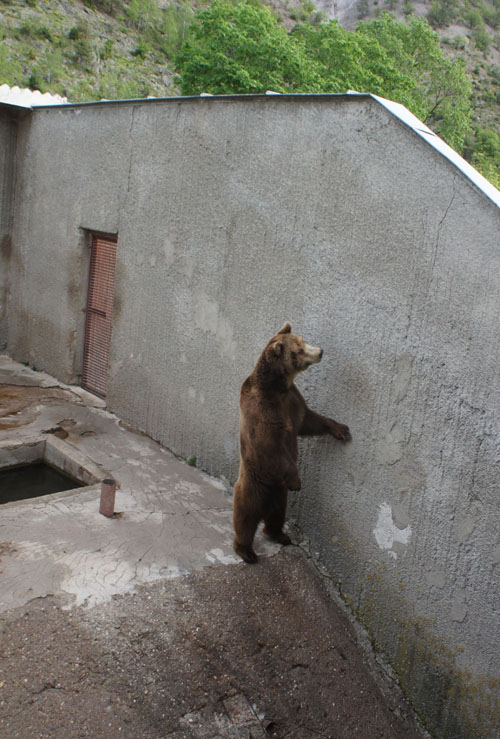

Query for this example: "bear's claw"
[331,423,351,441]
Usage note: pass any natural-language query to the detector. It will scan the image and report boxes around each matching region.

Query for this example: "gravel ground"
[0,547,425,739]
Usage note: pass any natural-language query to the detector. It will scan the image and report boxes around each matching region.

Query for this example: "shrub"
[403,0,414,17]
[28,68,44,91]
[73,38,93,67]
[100,38,114,60]
[357,0,369,19]
[160,1,194,57]
[464,8,483,29]
[68,23,89,41]
[131,38,149,58]
[18,21,52,40]
[474,24,491,53]
[427,0,458,28]
[126,0,161,31]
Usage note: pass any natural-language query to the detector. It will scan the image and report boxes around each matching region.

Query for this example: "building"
[1,92,499,737]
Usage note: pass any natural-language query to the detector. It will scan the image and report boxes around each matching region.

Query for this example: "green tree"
[174,0,320,94]
[356,14,472,150]
[292,20,411,98]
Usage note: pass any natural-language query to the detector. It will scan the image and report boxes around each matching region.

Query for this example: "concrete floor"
[0,356,426,738]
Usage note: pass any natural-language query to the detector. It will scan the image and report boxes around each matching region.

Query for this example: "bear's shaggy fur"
[233,322,351,563]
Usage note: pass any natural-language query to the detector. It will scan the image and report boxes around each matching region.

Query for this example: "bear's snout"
[304,343,323,365]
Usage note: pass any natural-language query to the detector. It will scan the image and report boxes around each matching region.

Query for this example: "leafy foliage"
[427,0,459,27]
[174,1,319,94]
[469,127,500,187]
[356,15,472,150]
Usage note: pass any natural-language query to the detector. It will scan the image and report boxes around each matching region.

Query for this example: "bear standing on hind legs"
[233,322,351,564]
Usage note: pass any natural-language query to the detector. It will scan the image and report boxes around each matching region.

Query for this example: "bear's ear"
[271,340,284,358]
[277,321,291,335]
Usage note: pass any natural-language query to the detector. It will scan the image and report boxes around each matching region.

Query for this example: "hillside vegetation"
[0,0,499,186]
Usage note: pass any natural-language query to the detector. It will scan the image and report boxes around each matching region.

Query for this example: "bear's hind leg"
[263,488,291,546]
[233,528,259,564]
[233,505,260,564]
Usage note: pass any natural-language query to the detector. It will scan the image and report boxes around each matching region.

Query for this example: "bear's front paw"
[330,421,351,441]
[285,471,302,491]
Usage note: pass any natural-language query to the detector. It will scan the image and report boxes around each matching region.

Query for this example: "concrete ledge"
[0,435,107,507]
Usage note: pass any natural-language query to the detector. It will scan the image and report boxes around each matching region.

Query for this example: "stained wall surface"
[0,106,21,349]
[6,96,500,737]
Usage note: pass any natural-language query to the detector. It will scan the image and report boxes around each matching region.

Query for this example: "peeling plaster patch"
[205,548,239,565]
[60,551,141,608]
[159,564,183,577]
[374,503,412,559]
[426,570,447,588]
[181,255,195,282]
[455,514,478,544]
[195,293,218,334]
[376,423,406,465]
[163,237,175,265]
[392,503,410,529]
[394,354,414,403]
[193,291,237,361]
[6,541,164,610]
[200,473,227,492]
[450,589,468,622]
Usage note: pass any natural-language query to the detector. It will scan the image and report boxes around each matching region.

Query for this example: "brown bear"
[233,322,351,563]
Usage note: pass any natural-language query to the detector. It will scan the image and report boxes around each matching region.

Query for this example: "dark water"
[0,462,84,504]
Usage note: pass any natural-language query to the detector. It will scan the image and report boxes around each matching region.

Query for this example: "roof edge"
[5,90,500,211]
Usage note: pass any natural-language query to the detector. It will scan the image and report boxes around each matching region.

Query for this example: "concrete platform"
[0,356,426,738]
[0,355,283,613]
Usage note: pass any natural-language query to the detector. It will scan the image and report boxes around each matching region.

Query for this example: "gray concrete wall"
[0,106,22,350]
[7,96,500,737]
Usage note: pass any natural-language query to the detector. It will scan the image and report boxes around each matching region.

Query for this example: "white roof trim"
[0,84,67,108]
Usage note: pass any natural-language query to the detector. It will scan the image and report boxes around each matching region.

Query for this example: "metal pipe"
[99,478,116,517]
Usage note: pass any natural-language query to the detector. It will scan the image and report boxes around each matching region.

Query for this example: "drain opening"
[0,461,85,503]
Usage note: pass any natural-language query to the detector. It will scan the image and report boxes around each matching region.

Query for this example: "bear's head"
[264,322,323,384]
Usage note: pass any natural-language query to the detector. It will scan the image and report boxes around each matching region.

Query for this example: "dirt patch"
[0,549,425,738]
[0,385,79,429]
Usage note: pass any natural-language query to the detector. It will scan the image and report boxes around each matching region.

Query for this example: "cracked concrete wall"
[6,96,500,737]
[0,107,21,350]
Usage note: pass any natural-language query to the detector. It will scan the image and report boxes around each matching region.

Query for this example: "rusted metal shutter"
[82,233,118,398]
